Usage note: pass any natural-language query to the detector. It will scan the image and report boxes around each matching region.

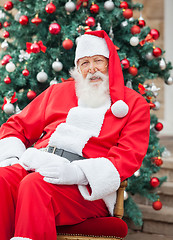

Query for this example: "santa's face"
[77,55,109,83]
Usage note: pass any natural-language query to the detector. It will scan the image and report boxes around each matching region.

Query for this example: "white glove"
[18,147,69,171]
[0,157,19,167]
[38,162,88,185]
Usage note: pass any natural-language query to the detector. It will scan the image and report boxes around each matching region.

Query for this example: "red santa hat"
[75,30,129,118]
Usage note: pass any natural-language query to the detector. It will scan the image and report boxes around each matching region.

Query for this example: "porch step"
[126,204,173,236]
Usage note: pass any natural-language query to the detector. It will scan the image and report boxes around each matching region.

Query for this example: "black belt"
[48,146,85,162]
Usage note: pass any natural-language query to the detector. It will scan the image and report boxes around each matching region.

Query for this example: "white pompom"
[111,100,129,118]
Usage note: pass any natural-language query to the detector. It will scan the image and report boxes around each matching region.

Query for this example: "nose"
[88,62,97,74]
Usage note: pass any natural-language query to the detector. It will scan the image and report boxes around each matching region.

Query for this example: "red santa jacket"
[0,81,150,183]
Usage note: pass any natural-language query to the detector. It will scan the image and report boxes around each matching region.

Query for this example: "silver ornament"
[50,78,58,85]
[146,52,154,60]
[130,36,139,46]
[134,169,140,177]
[6,62,16,72]
[153,101,160,110]
[52,59,63,72]
[37,70,48,83]
[65,0,76,13]
[1,40,9,50]
[159,58,166,70]
[3,103,14,115]
[165,76,173,85]
[121,21,128,27]
[104,0,115,11]
[126,80,133,89]
[124,191,128,200]
[96,23,102,31]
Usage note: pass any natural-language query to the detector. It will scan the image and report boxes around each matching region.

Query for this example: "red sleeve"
[107,97,150,182]
[0,85,55,148]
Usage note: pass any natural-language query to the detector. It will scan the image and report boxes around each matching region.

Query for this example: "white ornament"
[126,80,133,89]
[159,58,166,70]
[0,10,6,19]
[146,52,154,60]
[121,21,128,27]
[37,70,48,83]
[104,0,115,11]
[50,78,58,85]
[3,103,14,115]
[111,100,129,118]
[134,169,140,177]
[1,40,9,50]
[6,62,16,72]
[129,17,134,22]
[52,59,63,72]
[165,76,173,85]
[65,0,76,13]
[109,26,114,41]
[96,23,102,31]
[130,36,139,46]
[153,101,160,110]
[19,50,30,62]
[14,11,22,21]
[124,191,128,200]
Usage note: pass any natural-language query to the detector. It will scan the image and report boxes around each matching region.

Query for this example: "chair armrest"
[113,180,128,219]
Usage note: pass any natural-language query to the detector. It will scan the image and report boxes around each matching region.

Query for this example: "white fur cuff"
[72,157,120,215]
[11,237,32,240]
[0,137,26,162]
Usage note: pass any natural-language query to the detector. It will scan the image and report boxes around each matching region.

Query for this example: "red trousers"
[0,164,108,240]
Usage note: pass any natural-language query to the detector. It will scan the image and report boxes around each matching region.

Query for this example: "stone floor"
[126,230,173,240]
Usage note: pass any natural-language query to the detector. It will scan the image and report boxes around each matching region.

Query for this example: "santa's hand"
[18,147,69,171]
[38,162,88,185]
[0,157,19,167]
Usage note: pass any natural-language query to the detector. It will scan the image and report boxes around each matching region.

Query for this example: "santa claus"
[0,30,150,240]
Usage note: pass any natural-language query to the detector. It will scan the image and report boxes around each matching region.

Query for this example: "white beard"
[70,67,110,108]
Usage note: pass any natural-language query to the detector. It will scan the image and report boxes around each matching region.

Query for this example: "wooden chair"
[57,180,128,240]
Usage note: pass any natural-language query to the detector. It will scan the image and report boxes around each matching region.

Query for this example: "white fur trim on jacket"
[72,157,120,215]
[10,237,32,240]
[0,137,26,162]
[48,100,110,156]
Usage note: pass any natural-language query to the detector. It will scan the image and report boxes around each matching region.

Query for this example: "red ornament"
[30,43,40,53]
[27,90,37,100]
[22,69,30,76]
[19,0,24,1]
[85,17,95,27]
[123,9,133,19]
[152,200,162,210]
[1,54,12,65]
[149,29,160,40]
[3,31,10,38]
[62,39,73,50]
[128,66,138,76]
[4,1,13,11]
[49,23,61,35]
[4,76,11,84]
[90,4,99,14]
[0,22,2,29]
[3,21,11,28]
[153,47,162,57]
[19,15,29,25]
[152,157,163,167]
[31,15,42,26]
[154,122,163,131]
[149,102,156,109]
[119,1,129,9]
[131,25,141,35]
[138,19,146,28]
[45,2,56,14]
[150,177,160,188]
[121,59,130,69]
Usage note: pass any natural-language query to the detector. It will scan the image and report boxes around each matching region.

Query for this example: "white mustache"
[85,71,108,82]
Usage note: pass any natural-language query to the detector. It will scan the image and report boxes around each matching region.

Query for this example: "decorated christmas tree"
[0,0,172,226]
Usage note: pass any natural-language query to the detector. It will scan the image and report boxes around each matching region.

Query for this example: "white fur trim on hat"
[10,237,32,240]
[75,34,109,65]
[111,100,129,118]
